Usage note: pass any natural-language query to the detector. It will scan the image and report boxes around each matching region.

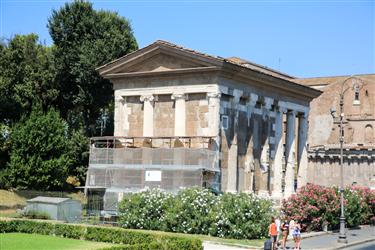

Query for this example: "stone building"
[84,40,320,211]
[295,74,375,189]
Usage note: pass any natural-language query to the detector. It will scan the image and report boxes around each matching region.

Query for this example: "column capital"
[115,95,126,104]
[298,111,309,119]
[247,93,258,106]
[171,93,187,100]
[207,92,221,99]
[140,94,154,103]
[263,97,274,110]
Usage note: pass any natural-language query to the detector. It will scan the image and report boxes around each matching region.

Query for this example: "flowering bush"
[162,188,217,235]
[211,192,273,239]
[282,184,375,231]
[118,189,173,230]
[118,188,273,239]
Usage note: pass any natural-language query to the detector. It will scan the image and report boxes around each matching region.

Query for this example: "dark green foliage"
[0,34,57,123]
[4,107,72,190]
[48,0,138,135]
[0,219,202,250]
[54,224,86,239]
[0,1,137,190]
[66,129,90,185]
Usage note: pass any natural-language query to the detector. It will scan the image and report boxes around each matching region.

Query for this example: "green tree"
[0,34,57,124]
[48,0,138,135]
[67,129,90,185]
[4,107,72,190]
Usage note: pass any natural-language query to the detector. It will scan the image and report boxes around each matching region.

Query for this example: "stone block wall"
[126,96,143,137]
[154,94,175,137]
[185,93,209,136]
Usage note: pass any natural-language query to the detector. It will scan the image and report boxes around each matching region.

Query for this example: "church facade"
[85,40,320,210]
[295,75,375,189]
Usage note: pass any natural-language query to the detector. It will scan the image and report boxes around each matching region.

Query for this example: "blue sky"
[1,0,374,78]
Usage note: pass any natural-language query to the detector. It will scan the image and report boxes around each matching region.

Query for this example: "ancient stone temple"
[295,74,375,189]
[85,40,320,211]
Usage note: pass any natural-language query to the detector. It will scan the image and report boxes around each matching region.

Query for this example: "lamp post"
[330,76,365,244]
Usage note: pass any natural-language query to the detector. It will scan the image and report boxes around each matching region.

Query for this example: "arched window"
[353,85,360,105]
[365,124,373,143]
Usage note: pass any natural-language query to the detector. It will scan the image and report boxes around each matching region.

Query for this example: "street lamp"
[330,76,365,244]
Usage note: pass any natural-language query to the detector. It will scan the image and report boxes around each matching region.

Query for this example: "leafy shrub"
[0,218,202,250]
[162,188,217,235]
[19,210,51,220]
[119,189,173,230]
[282,184,375,231]
[212,192,273,239]
[118,187,274,239]
[54,223,86,239]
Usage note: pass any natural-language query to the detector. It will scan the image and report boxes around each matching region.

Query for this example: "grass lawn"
[135,229,265,247]
[0,233,117,250]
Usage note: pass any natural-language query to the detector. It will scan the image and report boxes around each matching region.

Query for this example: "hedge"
[0,218,202,250]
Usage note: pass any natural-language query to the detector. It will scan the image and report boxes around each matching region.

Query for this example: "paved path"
[203,242,248,250]
[203,226,375,250]
[285,226,375,250]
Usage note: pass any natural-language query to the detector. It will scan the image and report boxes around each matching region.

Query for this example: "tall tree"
[48,0,138,135]
[0,34,57,124]
[4,107,72,190]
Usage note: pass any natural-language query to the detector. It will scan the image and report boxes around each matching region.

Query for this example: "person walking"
[275,217,281,247]
[292,220,301,250]
[280,219,289,250]
[268,217,278,250]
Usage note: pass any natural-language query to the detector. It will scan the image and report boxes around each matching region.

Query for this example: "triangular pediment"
[115,52,208,73]
[97,41,222,77]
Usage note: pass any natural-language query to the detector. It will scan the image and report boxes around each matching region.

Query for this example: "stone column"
[284,110,296,197]
[227,91,241,193]
[272,106,285,199]
[207,92,221,138]
[114,95,126,136]
[297,112,309,189]
[140,95,155,137]
[259,97,273,196]
[243,94,258,192]
[171,93,187,137]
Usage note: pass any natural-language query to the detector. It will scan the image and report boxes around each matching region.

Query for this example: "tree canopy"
[5,107,71,190]
[0,0,138,190]
[0,34,57,124]
[48,0,138,135]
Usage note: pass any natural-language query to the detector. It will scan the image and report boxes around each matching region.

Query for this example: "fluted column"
[272,106,285,199]
[171,93,187,136]
[297,112,309,189]
[284,110,296,197]
[140,95,155,137]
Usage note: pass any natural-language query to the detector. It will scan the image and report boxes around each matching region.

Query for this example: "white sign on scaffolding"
[145,170,162,182]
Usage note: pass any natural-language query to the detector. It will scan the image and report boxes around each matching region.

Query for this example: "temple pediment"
[97,41,221,78]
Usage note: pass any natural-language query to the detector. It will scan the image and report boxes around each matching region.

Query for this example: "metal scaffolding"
[85,136,220,212]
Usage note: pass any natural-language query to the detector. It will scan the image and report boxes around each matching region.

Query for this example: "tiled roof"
[294,74,375,87]
[98,40,295,81]
[154,40,294,80]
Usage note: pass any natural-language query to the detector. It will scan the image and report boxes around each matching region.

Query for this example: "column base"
[257,190,270,198]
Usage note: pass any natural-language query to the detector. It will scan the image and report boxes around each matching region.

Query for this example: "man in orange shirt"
[269,217,278,250]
